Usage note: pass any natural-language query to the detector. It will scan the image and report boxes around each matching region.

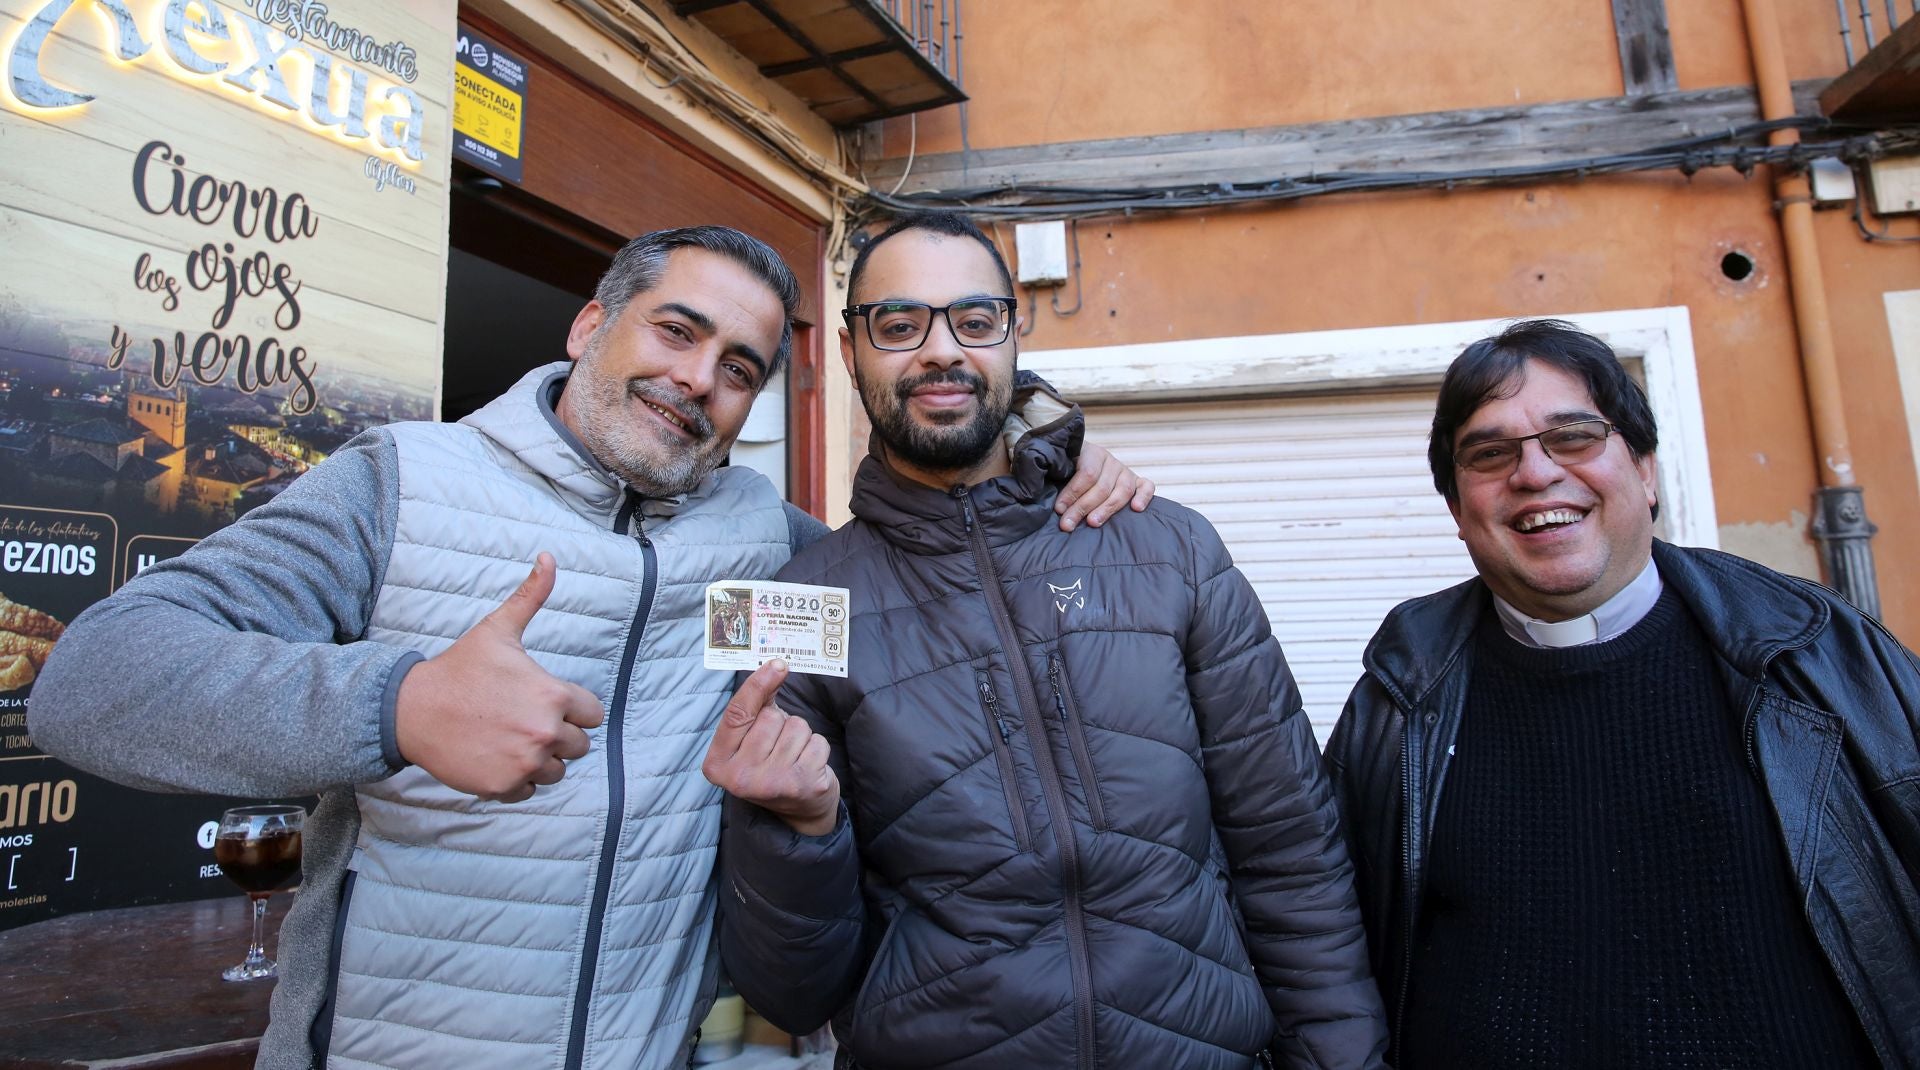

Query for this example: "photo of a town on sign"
[0,309,431,535]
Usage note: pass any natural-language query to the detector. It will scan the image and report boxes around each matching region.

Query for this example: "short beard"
[572,327,724,497]
[858,365,1011,474]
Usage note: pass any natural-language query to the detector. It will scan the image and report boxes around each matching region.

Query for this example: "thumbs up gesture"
[702,660,840,836]
[394,553,607,802]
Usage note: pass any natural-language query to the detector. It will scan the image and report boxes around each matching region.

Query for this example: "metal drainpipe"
[1738,0,1882,617]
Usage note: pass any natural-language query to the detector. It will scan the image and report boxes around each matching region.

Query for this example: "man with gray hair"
[28,225,1150,1069]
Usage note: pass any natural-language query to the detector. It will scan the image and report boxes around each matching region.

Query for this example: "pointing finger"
[710,660,789,757]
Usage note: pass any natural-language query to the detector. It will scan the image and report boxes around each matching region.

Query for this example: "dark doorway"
[441,165,619,423]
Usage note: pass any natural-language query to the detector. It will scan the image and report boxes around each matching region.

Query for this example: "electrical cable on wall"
[633,42,684,91]
[1048,219,1084,318]
[1018,284,1040,336]
[1851,185,1920,243]
[857,117,1919,223]
[887,116,919,197]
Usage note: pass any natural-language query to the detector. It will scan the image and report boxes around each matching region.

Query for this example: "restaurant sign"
[0,0,456,928]
[9,0,428,160]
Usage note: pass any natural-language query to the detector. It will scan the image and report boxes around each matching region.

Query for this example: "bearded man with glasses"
[1326,319,1920,1069]
[701,211,1388,1070]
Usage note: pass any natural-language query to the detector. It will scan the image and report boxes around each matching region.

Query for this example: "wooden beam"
[1820,11,1920,120]
[762,40,896,78]
[866,81,1830,194]
[1613,0,1679,96]
[736,0,892,115]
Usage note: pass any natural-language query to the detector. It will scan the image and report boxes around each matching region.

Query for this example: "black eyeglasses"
[842,298,1016,352]
[1453,420,1618,475]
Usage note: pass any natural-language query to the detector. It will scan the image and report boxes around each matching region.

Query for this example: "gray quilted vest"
[326,364,789,1068]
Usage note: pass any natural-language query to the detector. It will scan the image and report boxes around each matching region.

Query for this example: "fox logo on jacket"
[1047,578,1086,613]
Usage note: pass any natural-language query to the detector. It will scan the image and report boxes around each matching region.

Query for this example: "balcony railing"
[1834,0,1918,65]
[873,1,961,86]
[670,0,966,126]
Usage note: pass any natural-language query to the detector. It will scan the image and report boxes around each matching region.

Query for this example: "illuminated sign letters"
[6,0,425,162]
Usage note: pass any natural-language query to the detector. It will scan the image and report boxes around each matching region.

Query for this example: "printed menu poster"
[0,0,457,928]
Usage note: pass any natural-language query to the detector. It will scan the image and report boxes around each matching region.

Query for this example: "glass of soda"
[214,804,305,982]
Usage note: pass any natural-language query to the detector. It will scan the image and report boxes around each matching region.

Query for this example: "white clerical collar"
[1492,557,1663,649]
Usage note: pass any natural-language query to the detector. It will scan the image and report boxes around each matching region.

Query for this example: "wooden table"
[0,896,287,1069]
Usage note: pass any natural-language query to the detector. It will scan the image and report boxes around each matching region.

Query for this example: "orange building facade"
[852,0,1920,664]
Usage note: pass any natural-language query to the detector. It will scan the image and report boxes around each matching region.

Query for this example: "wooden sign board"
[0,0,457,928]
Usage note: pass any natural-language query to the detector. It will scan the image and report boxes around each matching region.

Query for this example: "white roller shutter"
[1082,390,1479,741]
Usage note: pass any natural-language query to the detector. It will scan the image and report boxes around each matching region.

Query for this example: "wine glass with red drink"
[214,804,305,981]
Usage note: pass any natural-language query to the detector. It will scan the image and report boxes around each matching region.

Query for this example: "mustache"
[894,368,984,402]
[626,380,715,440]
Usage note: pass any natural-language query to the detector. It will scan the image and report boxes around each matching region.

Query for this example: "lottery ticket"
[703,580,850,678]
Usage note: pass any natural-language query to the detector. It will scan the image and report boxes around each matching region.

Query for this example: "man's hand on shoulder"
[702,660,840,836]
[1057,440,1155,532]
[394,553,606,803]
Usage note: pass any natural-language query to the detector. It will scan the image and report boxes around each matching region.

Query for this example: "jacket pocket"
[976,668,1031,851]
[1047,651,1107,830]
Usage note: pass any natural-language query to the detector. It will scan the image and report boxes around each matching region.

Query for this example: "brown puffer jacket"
[717,399,1388,1070]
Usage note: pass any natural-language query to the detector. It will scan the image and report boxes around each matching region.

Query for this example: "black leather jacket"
[1324,540,1920,1067]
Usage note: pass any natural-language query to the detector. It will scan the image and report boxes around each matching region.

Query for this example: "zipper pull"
[952,485,974,533]
[618,490,656,547]
[979,678,1012,742]
[1048,655,1068,718]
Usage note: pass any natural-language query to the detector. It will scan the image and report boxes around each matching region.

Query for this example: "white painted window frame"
[1885,289,1920,503]
[1024,306,1719,549]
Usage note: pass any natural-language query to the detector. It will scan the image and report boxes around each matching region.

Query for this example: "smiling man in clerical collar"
[1327,318,1920,1070]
